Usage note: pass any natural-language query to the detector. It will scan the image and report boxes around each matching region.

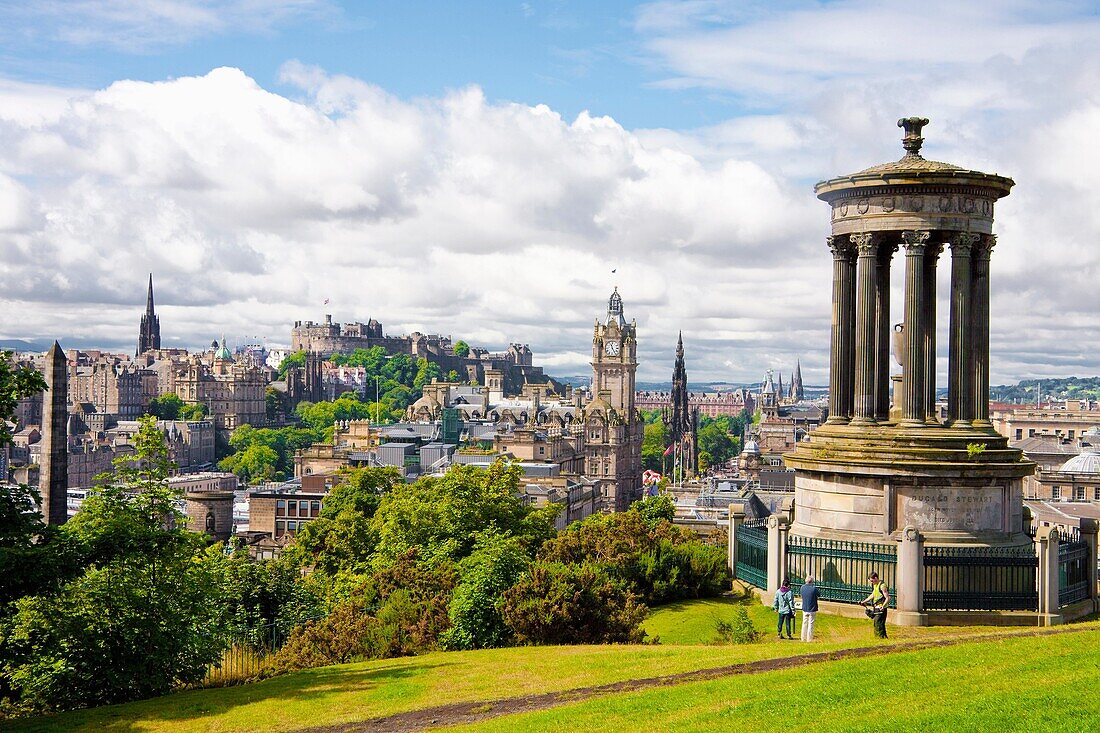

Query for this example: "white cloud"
[629,0,1100,385]
[1,0,336,51]
[0,64,812,382]
[3,0,1099,387]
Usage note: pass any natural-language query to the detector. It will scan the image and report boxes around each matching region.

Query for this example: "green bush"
[500,562,647,645]
[715,605,760,644]
[441,535,530,651]
[538,507,730,605]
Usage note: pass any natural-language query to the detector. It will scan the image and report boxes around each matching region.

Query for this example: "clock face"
[604,340,621,356]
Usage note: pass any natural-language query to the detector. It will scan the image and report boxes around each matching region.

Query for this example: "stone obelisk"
[39,341,69,525]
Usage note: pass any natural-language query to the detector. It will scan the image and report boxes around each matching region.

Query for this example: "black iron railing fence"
[787,535,897,608]
[1057,528,1091,608]
[735,518,768,589]
[922,545,1038,612]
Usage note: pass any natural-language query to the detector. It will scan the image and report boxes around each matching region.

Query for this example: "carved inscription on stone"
[897,486,1003,532]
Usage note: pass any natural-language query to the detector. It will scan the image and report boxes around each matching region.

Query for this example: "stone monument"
[39,341,69,526]
[784,118,1033,548]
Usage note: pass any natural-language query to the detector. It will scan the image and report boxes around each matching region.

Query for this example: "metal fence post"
[767,515,789,595]
[728,507,745,576]
[895,526,926,625]
[1079,519,1099,611]
[1036,526,1062,625]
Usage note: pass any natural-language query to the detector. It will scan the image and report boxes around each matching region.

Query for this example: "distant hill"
[991,377,1100,403]
[0,338,53,353]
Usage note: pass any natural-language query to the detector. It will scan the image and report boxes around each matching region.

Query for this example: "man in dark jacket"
[800,575,820,641]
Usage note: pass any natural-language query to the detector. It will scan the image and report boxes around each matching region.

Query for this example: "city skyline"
[2,2,1099,383]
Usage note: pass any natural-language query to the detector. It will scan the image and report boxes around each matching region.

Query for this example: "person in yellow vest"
[859,571,890,639]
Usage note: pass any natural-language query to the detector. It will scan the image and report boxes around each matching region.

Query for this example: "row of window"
[274,519,309,537]
[275,499,322,518]
[1049,486,1100,501]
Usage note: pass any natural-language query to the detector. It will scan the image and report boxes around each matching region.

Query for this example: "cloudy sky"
[1,1,1098,385]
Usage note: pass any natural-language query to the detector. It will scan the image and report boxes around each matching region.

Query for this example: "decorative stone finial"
[897,116,929,157]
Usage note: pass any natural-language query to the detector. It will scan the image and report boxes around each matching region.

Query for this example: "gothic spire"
[792,358,804,401]
[137,273,162,356]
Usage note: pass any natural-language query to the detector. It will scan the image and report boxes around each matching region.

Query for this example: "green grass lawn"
[446,629,1100,733]
[8,596,1083,733]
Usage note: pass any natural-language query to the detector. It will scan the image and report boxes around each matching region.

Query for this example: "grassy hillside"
[449,629,1100,732]
[9,596,1096,733]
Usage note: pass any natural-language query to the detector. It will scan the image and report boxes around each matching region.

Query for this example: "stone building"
[586,288,644,511]
[69,354,152,421]
[169,339,267,436]
[291,315,558,395]
[109,419,216,471]
[992,404,1100,442]
[636,388,755,418]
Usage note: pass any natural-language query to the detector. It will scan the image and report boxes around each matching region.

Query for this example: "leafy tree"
[441,534,530,650]
[632,493,675,527]
[147,392,185,420]
[0,351,46,443]
[446,370,461,382]
[0,417,223,714]
[295,393,375,431]
[218,443,280,484]
[178,402,208,421]
[370,461,557,569]
[453,340,470,358]
[538,502,729,605]
[698,422,736,467]
[276,350,308,378]
[500,562,646,645]
[265,386,286,420]
[287,467,403,575]
[641,420,669,473]
[413,358,442,390]
[0,353,63,607]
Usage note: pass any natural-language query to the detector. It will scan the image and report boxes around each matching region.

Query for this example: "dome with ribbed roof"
[214,337,233,362]
[1060,450,1100,474]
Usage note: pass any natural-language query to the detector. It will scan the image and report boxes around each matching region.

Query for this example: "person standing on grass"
[860,571,890,639]
[800,575,819,641]
[772,577,795,639]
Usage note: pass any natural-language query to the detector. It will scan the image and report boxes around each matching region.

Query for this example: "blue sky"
[2,1,745,130]
[1,1,1100,383]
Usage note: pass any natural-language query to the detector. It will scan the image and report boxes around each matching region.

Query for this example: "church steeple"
[137,273,161,356]
[792,358,804,402]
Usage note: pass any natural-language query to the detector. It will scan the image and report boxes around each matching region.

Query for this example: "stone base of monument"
[777,423,1044,625]
[785,422,1034,543]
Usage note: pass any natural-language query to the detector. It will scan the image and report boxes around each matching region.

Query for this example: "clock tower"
[591,287,637,413]
[586,287,643,511]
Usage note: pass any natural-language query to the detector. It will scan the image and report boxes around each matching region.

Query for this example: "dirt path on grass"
[292,625,1096,733]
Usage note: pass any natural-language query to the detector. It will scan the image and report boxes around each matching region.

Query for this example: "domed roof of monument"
[1060,450,1100,474]
[815,117,1014,200]
[743,439,760,455]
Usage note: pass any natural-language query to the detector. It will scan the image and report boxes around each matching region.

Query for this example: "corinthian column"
[924,241,943,424]
[874,241,897,422]
[901,230,930,427]
[971,235,995,427]
[947,233,977,426]
[826,236,856,425]
[851,232,878,426]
